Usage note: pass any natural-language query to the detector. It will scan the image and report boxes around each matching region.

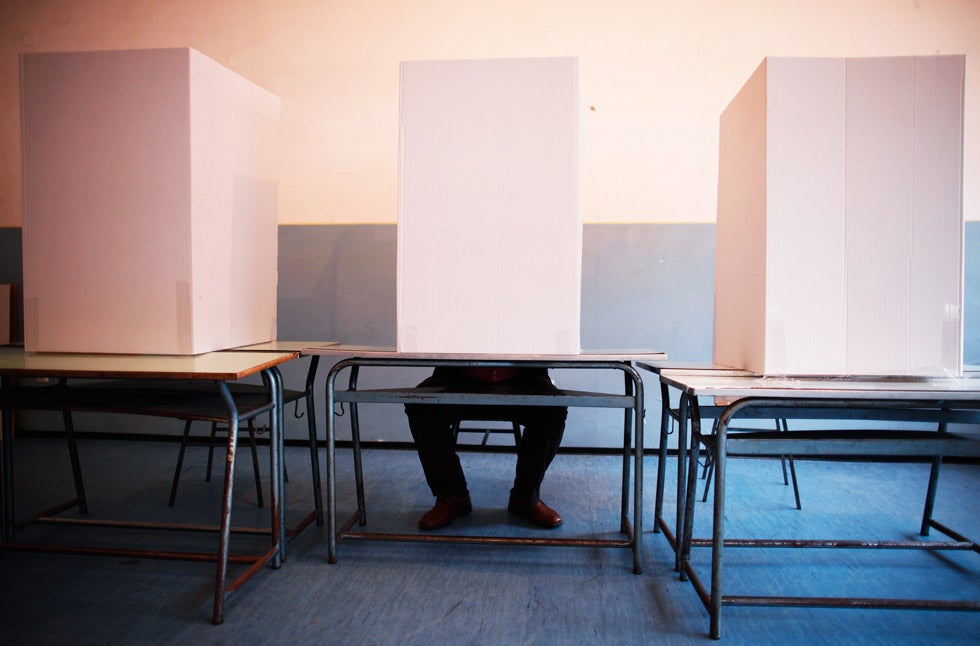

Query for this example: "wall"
[1,0,978,229]
[2,1,978,446]
[3,224,979,447]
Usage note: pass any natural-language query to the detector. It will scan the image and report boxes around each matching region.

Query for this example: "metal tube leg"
[653,381,671,535]
[674,394,691,571]
[350,402,366,525]
[266,368,285,563]
[701,457,714,503]
[325,365,339,564]
[679,411,701,582]
[348,367,366,526]
[62,411,88,514]
[247,420,264,508]
[169,419,194,506]
[777,418,801,510]
[212,380,240,625]
[621,371,634,535]
[708,417,730,640]
[2,405,13,542]
[920,421,947,536]
[627,365,644,575]
[305,357,324,526]
[788,457,802,511]
[206,422,219,482]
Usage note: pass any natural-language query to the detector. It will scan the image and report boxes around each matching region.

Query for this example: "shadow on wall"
[0,228,22,342]
[277,224,397,346]
[4,221,977,362]
[967,223,980,365]
[275,222,717,360]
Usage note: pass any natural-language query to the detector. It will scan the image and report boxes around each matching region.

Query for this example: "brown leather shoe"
[418,494,472,530]
[507,493,562,528]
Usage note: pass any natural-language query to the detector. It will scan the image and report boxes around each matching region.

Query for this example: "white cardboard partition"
[714,56,964,377]
[397,57,582,354]
[20,48,280,354]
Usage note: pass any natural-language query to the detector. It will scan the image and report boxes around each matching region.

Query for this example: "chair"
[699,414,801,509]
[660,388,801,510]
[169,417,268,506]
[168,355,323,524]
[451,418,522,447]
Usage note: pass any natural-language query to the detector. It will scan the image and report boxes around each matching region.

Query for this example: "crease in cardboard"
[25,298,38,349]
[176,280,192,354]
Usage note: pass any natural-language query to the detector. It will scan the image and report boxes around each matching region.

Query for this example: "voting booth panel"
[397,57,582,354]
[714,56,964,377]
[20,48,280,355]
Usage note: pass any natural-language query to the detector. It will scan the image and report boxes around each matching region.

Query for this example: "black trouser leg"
[406,403,468,499]
[512,410,565,502]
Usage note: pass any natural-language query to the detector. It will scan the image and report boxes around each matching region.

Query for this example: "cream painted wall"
[1,0,978,226]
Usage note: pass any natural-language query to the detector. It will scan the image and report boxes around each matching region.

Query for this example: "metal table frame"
[220,341,340,532]
[657,372,980,639]
[313,348,661,574]
[0,348,297,624]
[638,362,757,569]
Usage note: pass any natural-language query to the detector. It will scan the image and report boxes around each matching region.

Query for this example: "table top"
[0,347,298,380]
[638,361,757,376]
[228,341,339,354]
[660,371,980,401]
[301,344,666,363]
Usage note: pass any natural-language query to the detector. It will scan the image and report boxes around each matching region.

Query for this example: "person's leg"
[506,371,567,527]
[404,369,471,529]
[511,408,566,503]
[406,402,468,499]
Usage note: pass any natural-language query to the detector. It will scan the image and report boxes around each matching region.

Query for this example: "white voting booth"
[397,57,582,354]
[713,56,965,377]
[20,48,280,355]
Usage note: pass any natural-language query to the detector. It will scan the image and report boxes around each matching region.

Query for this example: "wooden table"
[0,346,298,624]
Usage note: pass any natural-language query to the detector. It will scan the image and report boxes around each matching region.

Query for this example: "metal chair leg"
[169,419,194,506]
[62,411,88,514]
[246,420,263,508]
[205,422,218,482]
[778,418,802,510]
[173,419,264,507]
[701,418,802,509]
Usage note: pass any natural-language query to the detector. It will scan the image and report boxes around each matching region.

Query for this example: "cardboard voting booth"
[20,48,280,355]
[713,56,964,377]
[397,57,582,354]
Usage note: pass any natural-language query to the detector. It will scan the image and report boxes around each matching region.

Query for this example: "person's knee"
[535,406,567,426]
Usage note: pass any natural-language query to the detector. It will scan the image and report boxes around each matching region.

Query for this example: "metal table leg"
[212,380,240,624]
[626,364,644,575]
[325,365,339,564]
[1,401,12,543]
[653,381,671,537]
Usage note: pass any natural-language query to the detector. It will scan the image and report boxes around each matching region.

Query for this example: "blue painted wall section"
[965,222,980,365]
[2,222,978,446]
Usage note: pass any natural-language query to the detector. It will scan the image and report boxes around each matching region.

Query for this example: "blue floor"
[1,436,978,645]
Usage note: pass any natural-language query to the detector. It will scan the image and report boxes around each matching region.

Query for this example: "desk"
[658,372,980,639]
[638,362,758,566]
[222,341,339,531]
[306,345,665,574]
[0,347,297,624]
